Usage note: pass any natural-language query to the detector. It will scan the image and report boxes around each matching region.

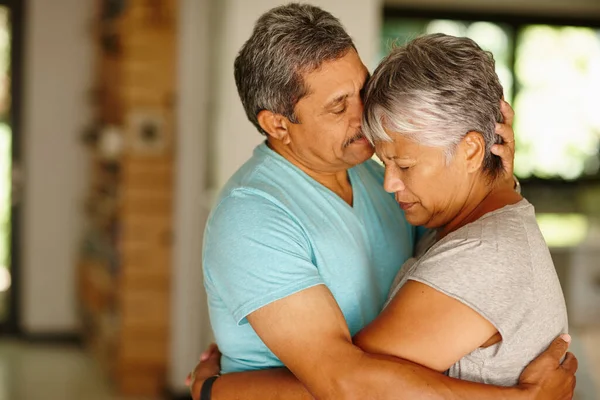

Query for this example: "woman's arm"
[353,280,499,372]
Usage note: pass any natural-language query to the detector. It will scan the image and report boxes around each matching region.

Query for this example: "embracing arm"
[190,101,577,399]
[353,280,499,372]
[190,285,576,400]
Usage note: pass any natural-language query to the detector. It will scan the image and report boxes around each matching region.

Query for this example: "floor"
[0,339,164,400]
[0,332,597,400]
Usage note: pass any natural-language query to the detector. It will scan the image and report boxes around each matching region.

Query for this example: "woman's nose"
[384,168,405,193]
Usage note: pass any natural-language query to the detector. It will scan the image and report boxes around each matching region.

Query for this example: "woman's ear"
[462,131,486,173]
[257,110,291,145]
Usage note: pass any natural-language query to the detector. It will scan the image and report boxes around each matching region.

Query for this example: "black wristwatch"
[200,375,220,400]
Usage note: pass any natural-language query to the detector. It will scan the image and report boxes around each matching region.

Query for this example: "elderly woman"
[354,33,568,385]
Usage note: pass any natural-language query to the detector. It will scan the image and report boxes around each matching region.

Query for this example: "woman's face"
[375,131,476,228]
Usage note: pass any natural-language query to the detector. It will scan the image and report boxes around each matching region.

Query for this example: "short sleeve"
[203,189,323,325]
[407,237,533,337]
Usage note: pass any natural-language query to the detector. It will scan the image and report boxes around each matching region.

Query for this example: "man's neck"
[266,139,354,206]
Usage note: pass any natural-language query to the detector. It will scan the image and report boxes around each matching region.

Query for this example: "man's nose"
[349,99,364,128]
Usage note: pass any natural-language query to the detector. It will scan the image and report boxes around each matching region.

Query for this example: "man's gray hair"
[363,33,505,178]
[234,3,355,135]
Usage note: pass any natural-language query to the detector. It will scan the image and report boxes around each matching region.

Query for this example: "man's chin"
[345,144,375,165]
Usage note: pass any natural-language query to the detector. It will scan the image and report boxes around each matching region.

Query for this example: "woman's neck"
[438,181,523,240]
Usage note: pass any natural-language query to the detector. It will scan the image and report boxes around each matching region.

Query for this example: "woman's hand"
[186,343,222,400]
[491,100,517,187]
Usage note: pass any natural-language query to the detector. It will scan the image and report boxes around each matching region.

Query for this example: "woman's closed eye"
[332,106,347,115]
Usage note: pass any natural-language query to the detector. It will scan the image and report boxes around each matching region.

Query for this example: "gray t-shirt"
[386,199,568,386]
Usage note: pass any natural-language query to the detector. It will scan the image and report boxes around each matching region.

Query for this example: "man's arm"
[190,285,577,400]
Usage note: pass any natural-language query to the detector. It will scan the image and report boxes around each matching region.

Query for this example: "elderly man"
[189,3,577,400]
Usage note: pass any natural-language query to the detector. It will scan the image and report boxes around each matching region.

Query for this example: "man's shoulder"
[353,158,385,185]
[219,151,273,196]
[217,147,310,207]
[208,187,293,234]
[206,167,305,243]
[356,158,384,174]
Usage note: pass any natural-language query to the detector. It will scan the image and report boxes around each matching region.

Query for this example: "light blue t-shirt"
[203,143,417,373]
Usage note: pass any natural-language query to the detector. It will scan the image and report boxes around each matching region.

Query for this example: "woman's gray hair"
[363,33,505,178]
[234,3,355,135]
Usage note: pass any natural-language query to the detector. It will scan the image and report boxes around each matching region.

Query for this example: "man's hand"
[491,100,516,185]
[518,334,578,400]
[186,343,222,400]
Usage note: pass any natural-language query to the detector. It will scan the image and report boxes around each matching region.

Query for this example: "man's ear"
[462,131,486,173]
[257,110,291,145]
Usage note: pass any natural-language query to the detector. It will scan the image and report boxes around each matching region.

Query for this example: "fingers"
[565,372,577,400]
[200,343,219,362]
[191,380,203,400]
[187,343,221,387]
[543,334,571,366]
[500,99,514,127]
[494,102,516,177]
[492,124,515,158]
[490,143,513,176]
[561,352,579,375]
[186,369,197,387]
[495,122,515,145]
[490,143,509,158]
[207,348,221,362]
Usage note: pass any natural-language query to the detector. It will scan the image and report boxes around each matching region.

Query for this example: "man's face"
[285,49,373,173]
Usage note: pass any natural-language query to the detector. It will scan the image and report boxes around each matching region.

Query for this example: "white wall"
[20,0,94,333]
[170,0,214,390]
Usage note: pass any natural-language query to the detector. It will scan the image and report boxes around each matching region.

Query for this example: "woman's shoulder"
[439,199,537,252]
[477,198,536,228]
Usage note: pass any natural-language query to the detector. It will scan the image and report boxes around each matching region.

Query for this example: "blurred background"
[0,0,597,399]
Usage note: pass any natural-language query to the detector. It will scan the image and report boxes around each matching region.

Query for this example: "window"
[382,13,600,182]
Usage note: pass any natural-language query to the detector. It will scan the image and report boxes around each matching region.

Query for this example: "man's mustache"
[343,131,368,148]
